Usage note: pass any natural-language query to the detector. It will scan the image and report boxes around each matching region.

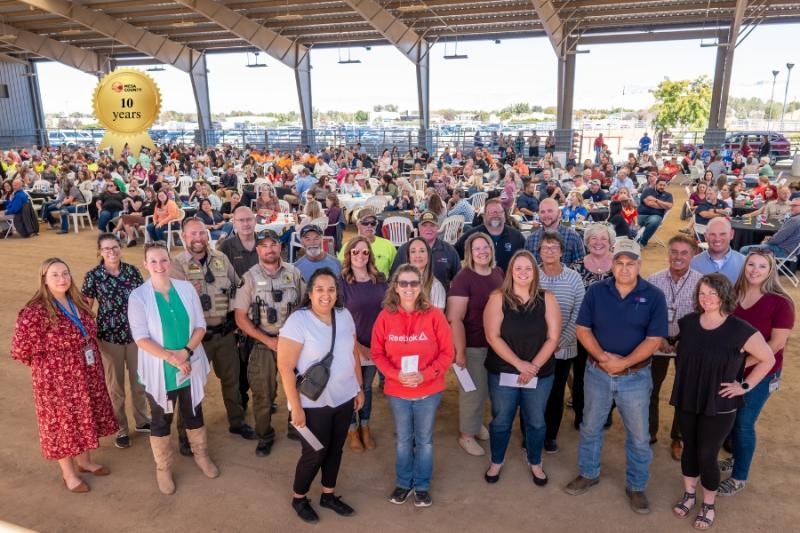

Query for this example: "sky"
[34,23,799,116]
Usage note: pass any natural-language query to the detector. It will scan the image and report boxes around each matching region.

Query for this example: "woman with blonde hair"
[371,264,454,507]
[717,250,795,496]
[483,250,560,485]
[11,258,117,493]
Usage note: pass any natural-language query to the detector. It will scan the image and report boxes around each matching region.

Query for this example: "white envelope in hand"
[499,372,538,389]
[401,355,419,374]
[452,364,476,392]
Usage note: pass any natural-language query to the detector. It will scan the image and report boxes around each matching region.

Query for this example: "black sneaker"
[292,497,319,523]
[255,439,273,457]
[229,423,257,440]
[319,493,354,516]
[178,434,193,456]
[544,439,559,454]
[135,423,151,433]
[115,434,131,449]
[413,490,432,508]
[388,486,412,505]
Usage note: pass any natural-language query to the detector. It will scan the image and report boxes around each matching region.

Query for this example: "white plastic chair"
[382,216,415,247]
[693,223,709,250]
[278,199,291,213]
[70,190,93,234]
[439,215,465,244]
[166,209,187,251]
[177,175,193,198]
[367,177,381,193]
[364,195,389,213]
[469,192,488,214]
[776,242,800,287]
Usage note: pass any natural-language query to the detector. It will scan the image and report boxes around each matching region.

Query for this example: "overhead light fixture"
[172,20,196,28]
[273,0,302,21]
[146,65,166,72]
[61,27,82,35]
[0,33,17,41]
[337,47,361,64]
[396,2,428,12]
[443,39,467,60]
[19,71,37,77]
[246,51,268,68]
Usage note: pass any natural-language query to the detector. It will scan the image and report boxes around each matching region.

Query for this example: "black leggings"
[545,358,573,441]
[147,388,204,437]
[293,400,355,495]
[676,410,736,491]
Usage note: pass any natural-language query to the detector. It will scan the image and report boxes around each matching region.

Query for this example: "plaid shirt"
[646,268,703,338]
[525,225,586,265]
[447,198,475,224]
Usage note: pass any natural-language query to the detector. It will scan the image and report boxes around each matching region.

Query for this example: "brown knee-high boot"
[149,435,175,494]
[186,427,219,478]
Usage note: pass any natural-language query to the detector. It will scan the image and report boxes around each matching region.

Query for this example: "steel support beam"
[530,0,565,55]
[556,37,576,130]
[294,44,313,148]
[26,61,47,147]
[174,0,313,138]
[578,28,727,45]
[189,53,212,147]
[0,53,28,65]
[342,0,430,135]
[0,21,107,74]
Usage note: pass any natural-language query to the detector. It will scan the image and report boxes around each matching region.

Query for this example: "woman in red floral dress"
[11,257,118,493]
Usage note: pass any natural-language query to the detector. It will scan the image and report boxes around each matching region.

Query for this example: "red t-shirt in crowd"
[448,267,504,348]
[734,293,794,376]
[370,306,454,399]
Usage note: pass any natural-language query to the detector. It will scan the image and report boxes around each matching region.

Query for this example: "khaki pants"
[249,343,278,442]
[458,347,489,436]
[204,330,245,429]
[98,340,150,436]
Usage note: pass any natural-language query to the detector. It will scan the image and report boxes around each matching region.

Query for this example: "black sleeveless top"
[485,290,555,377]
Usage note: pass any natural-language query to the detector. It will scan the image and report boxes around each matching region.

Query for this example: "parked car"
[690,131,792,160]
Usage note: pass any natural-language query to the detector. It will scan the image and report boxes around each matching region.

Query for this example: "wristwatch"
[183,346,194,358]
[740,381,750,391]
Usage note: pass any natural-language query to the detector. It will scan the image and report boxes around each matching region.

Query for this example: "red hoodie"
[370,306,454,400]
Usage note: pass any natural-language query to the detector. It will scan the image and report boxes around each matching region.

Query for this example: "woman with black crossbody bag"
[277,268,365,524]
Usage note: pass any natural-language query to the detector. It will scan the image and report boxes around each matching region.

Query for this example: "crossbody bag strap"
[321,311,336,368]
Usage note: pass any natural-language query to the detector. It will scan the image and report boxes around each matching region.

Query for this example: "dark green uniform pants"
[249,343,278,443]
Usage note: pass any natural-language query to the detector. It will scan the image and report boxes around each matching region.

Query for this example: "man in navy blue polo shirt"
[565,238,667,515]
[637,178,673,247]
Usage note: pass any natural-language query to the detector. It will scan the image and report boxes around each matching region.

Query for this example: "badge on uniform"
[84,345,95,366]
[212,258,223,270]
[187,263,201,272]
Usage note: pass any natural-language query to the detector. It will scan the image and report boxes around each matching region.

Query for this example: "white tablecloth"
[338,193,374,212]
[255,213,295,235]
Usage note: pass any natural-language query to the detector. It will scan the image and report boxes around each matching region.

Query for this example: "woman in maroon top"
[447,232,505,456]
[11,258,117,493]
[718,250,794,495]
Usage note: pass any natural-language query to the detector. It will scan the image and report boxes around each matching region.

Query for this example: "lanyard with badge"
[55,298,95,366]
[667,274,692,326]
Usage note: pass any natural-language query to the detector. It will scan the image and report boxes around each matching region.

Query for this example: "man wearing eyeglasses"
[338,208,396,277]
[170,218,256,454]
[740,198,800,259]
[235,229,305,457]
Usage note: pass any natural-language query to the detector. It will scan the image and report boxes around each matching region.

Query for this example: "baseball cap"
[613,238,641,260]
[590,179,600,186]
[419,211,439,225]
[357,208,377,222]
[299,224,322,237]
[255,229,281,244]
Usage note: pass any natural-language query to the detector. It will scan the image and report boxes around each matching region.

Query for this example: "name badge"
[84,345,95,366]
[667,306,676,323]
[769,375,780,394]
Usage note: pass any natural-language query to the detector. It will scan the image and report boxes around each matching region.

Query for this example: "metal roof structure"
[0,0,798,63]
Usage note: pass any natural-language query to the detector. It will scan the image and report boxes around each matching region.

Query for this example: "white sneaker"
[476,425,490,441]
[458,437,485,456]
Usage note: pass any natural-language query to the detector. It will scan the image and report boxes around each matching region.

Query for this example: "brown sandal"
[693,503,715,530]
[673,491,696,519]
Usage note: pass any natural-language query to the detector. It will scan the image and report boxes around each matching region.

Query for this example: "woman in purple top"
[339,235,388,452]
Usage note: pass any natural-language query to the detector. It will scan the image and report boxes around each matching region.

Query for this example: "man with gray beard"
[293,224,341,282]
[454,198,525,272]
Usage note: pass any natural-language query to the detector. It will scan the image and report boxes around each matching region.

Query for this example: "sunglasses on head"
[747,248,774,257]
[350,249,370,256]
[397,280,421,288]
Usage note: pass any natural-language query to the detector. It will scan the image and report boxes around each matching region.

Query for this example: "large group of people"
[4,138,797,529]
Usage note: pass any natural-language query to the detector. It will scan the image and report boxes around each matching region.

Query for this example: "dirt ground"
[1,181,798,533]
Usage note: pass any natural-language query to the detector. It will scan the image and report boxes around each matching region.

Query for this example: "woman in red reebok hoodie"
[371,264,454,508]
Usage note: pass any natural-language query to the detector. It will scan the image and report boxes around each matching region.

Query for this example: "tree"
[354,110,369,122]
[650,76,712,130]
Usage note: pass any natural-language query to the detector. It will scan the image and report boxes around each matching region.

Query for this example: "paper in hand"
[292,423,324,451]
[401,355,419,374]
[452,364,476,392]
[499,372,538,389]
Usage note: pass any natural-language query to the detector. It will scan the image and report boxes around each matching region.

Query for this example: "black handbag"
[295,311,336,401]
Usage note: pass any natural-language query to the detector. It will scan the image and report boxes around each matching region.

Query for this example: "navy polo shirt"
[516,192,540,213]
[576,276,668,357]
[638,187,673,217]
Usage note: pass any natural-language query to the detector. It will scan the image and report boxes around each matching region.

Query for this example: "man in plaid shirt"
[525,198,586,264]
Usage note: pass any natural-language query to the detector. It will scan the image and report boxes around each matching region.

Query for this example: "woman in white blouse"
[277,267,365,524]
[405,237,446,309]
[127,243,214,495]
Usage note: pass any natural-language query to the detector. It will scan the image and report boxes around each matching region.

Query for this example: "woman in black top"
[196,198,233,240]
[670,273,774,530]
[95,181,126,232]
[482,250,561,486]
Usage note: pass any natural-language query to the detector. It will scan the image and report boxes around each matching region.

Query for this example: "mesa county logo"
[110,82,142,93]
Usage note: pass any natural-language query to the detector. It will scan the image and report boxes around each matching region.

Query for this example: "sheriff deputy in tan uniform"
[234,229,304,457]
[170,217,256,451]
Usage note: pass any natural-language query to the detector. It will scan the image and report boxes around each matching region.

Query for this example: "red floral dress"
[11,302,118,460]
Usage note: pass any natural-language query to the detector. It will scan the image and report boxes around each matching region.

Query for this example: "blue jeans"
[731,370,780,481]
[97,210,120,232]
[636,214,663,246]
[59,205,84,232]
[739,243,788,259]
[209,221,234,241]
[387,392,442,492]
[578,362,653,491]
[351,365,377,426]
[147,221,179,242]
[41,200,60,225]
[488,372,554,466]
